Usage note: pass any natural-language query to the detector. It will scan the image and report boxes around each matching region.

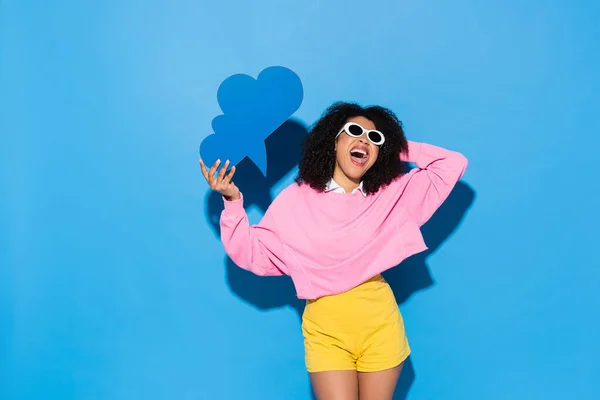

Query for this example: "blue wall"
[2,1,600,399]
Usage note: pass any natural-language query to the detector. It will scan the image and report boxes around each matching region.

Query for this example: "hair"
[296,101,409,195]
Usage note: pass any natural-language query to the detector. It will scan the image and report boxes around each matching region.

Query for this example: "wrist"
[224,192,241,201]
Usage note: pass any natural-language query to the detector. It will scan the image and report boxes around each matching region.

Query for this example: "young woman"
[199,102,468,400]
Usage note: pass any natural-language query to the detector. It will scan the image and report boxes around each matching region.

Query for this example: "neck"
[332,165,361,194]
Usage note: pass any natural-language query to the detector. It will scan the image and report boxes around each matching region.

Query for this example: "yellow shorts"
[302,274,411,373]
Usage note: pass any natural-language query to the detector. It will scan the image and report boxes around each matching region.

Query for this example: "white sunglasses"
[336,122,385,146]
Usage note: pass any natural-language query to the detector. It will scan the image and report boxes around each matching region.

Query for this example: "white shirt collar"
[325,178,367,197]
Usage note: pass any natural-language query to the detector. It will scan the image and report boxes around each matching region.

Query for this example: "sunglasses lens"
[347,124,363,137]
[368,131,384,144]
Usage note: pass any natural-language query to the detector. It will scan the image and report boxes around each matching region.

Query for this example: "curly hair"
[296,101,409,195]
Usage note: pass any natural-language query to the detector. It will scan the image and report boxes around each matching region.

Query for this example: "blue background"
[2,1,599,399]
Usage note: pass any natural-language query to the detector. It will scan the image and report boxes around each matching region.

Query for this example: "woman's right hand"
[199,159,241,201]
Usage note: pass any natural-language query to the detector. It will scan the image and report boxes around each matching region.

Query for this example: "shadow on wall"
[203,118,476,400]
[383,180,476,399]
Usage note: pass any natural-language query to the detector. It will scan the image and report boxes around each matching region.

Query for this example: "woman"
[199,102,468,399]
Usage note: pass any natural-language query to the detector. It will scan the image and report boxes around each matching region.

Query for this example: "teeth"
[351,149,367,156]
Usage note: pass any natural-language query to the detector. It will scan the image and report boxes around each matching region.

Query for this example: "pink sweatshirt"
[220,141,468,300]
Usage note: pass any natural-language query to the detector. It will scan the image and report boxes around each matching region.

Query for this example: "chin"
[346,167,369,181]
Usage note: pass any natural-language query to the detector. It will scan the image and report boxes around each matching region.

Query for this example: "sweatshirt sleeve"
[399,141,468,226]
[219,194,288,276]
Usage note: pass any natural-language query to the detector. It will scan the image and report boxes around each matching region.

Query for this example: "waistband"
[306,274,390,305]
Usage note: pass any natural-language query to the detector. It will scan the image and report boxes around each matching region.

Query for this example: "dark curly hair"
[296,101,409,195]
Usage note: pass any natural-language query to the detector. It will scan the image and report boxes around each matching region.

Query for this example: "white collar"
[325,178,367,197]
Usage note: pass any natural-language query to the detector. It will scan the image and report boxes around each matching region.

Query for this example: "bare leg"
[357,363,403,400]
[310,370,359,400]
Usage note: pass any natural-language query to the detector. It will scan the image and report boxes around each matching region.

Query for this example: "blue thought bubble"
[199,66,304,176]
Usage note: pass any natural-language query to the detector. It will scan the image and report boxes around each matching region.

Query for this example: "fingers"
[223,165,236,185]
[199,158,236,193]
[198,159,209,181]
[207,159,221,184]
[199,158,217,183]
[217,160,230,181]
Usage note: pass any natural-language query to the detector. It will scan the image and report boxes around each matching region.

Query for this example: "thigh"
[310,370,359,400]
[357,363,403,400]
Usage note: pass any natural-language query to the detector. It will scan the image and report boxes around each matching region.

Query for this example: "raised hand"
[199,159,241,201]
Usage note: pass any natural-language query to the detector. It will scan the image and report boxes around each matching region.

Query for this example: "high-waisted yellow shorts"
[302,274,411,373]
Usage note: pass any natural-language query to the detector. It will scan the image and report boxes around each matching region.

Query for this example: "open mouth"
[350,146,369,166]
